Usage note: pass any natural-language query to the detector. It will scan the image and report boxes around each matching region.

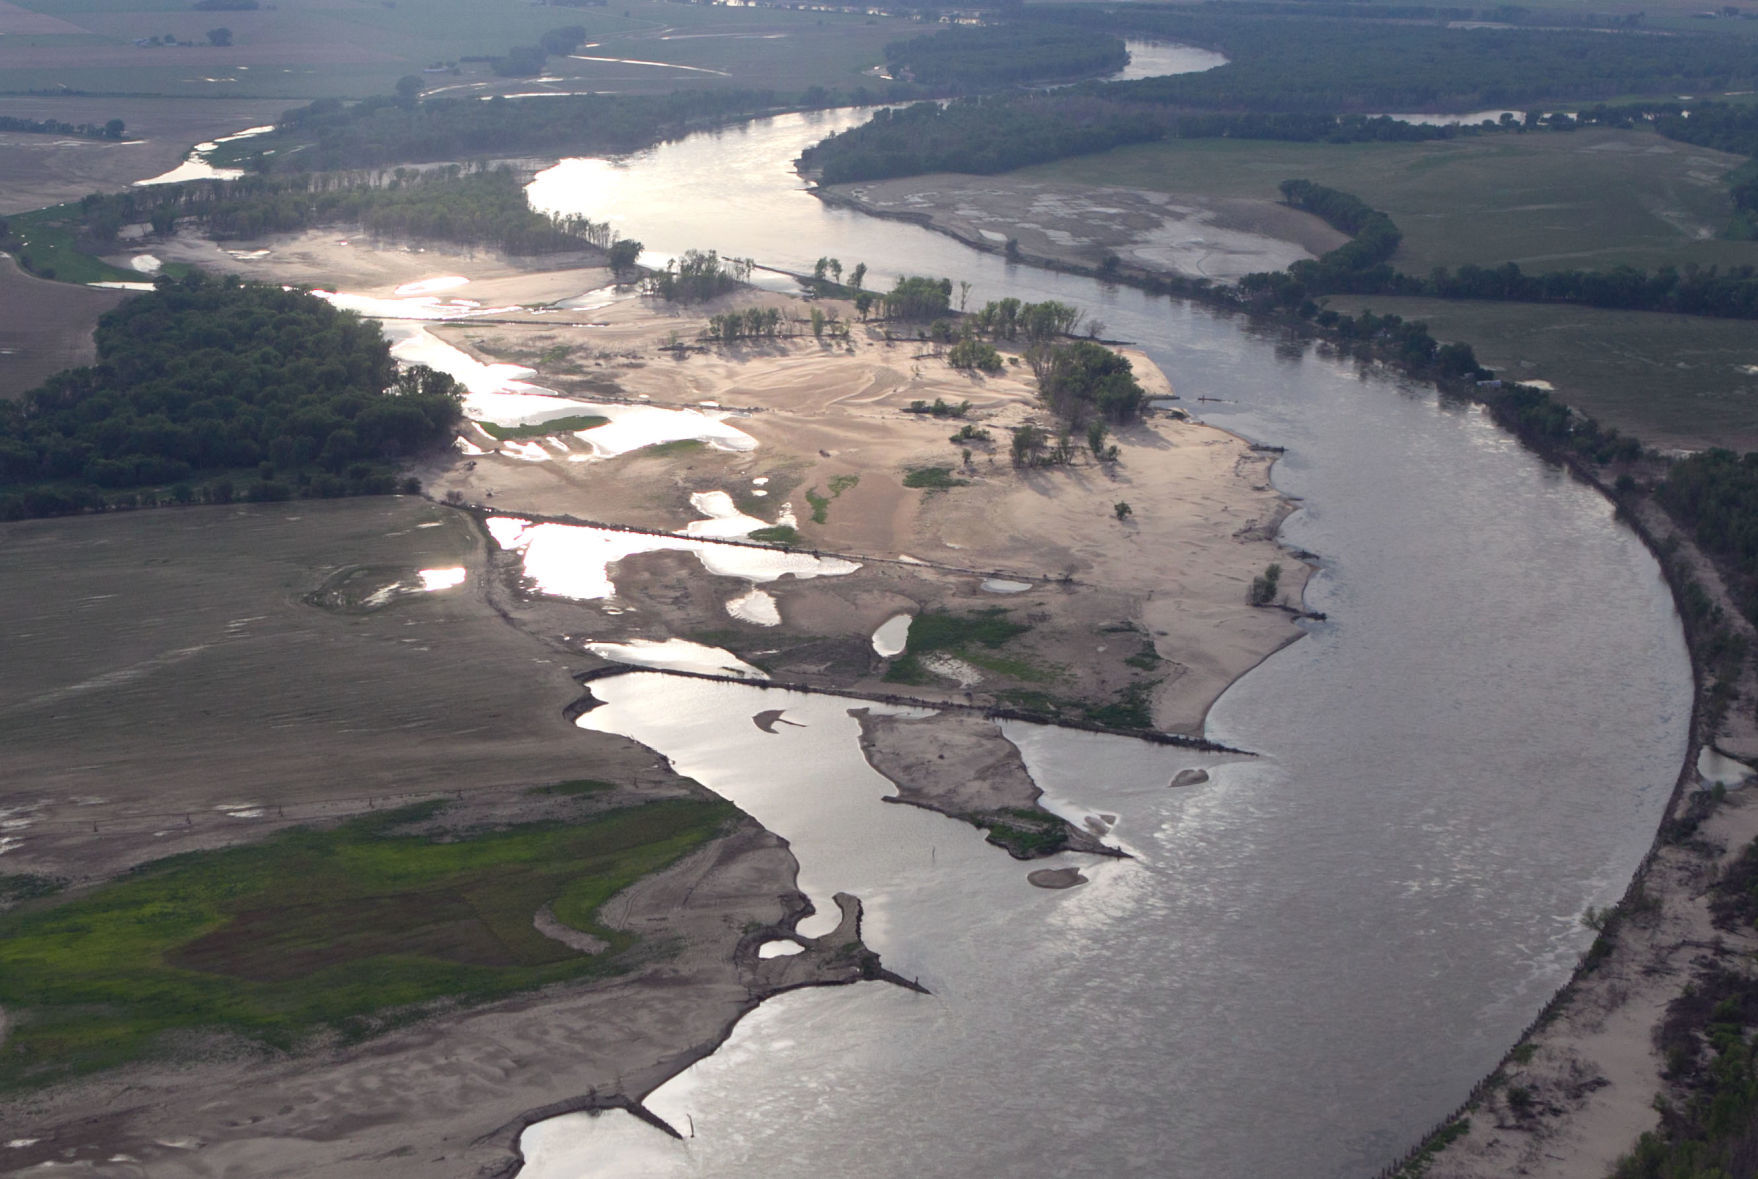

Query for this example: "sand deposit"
[817,176,1348,283]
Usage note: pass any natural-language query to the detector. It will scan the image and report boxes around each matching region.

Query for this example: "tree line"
[0,274,461,520]
[1202,2,1646,27]
[0,115,124,140]
[799,98,1508,186]
[62,166,621,258]
[1244,179,1758,320]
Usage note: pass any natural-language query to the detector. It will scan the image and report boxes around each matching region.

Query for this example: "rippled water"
[511,96,1691,1179]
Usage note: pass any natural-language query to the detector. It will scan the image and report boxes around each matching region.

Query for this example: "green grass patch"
[1083,681,1158,730]
[906,607,1029,653]
[747,525,800,545]
[477,414,608,441]
[880,652,933,685]
[802,473,858,525]
[805,487,831,523]
[881,607,1035,684]
[6,206,138,286]
[1124,642,1162,670]
[960,650,1056,682]
[972,807,1070,858]
[902,466,969,490]
[525,778,616,797]
[0,797,734,1091]
[634,439,705,459]
[0,874,68,908]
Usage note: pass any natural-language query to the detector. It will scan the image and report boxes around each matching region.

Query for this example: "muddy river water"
[391,81,1703,1177]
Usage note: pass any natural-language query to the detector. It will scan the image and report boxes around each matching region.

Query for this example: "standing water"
[516,100,1692,1177]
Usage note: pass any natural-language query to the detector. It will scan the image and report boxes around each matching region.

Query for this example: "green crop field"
[1016,126,1758,277]
[0,795,735,1090]
[1,0,906,99]
[1325,294,1758,451]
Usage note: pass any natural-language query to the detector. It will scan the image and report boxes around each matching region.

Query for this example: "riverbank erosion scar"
[854,709,1127,859]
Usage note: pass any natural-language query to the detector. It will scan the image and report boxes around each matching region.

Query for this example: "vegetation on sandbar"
[0,796,735,1091]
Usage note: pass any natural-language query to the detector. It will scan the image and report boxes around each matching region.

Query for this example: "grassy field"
[5,202,138,284]
[1016,126,1758,276]
[0,795,734,1089]
[1326,294,1758,451]
[0,0,907,100]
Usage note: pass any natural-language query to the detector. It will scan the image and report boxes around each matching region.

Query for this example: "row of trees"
[228,88,788,173]
[68,166,623,258]
[968,297,1084,342]
[0,115,123,139]
[645,250,752,303]
[1245,179,1758,320]
[799,96,1166,184]
[491,24,591,77]
[0,274,460,521]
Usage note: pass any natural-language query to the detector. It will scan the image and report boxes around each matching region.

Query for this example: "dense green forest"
[884,23,1126,88]
[66,166,617,256]
[220,89,802,173]
[0,274,461,520]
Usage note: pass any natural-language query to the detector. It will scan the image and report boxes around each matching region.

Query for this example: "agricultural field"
[1015,126,1758,277]
[1323,294,1758,452]
[0,254,126,398]
[0,0,908,100]
[0,497,662,853]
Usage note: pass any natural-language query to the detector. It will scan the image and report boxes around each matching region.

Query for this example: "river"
[509,106,1692,1177]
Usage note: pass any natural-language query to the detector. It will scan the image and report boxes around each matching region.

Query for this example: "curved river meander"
[498,106,1693,1178]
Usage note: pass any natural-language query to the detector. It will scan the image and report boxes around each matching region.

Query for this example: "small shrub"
[1249,563,1283,605]
[903,466,969,490]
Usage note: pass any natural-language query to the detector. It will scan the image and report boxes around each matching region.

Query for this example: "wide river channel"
[500,107,1693,1177]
